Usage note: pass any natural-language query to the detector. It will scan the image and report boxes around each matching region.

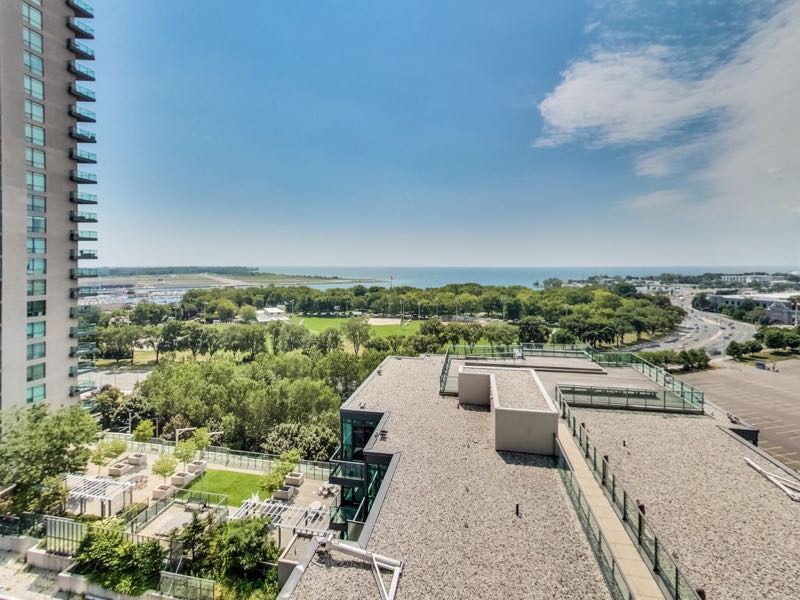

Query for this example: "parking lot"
[683,360,800,472]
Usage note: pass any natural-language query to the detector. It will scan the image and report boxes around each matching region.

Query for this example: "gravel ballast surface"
[573,407,800,600]
[292,356,611,600]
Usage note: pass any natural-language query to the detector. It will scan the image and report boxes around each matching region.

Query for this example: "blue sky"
[92,1,800,267]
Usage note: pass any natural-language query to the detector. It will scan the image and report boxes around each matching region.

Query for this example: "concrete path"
[558,422,666,600]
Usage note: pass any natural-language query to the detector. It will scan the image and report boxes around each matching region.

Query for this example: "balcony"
[70,248,98,260]
[330,459,366,487]
[70,305,96,317]
[70,381,97,397]
[71,268,99,279]
[69,83,95,102]
[70,191,97,205]
[70,342,97,357]
[70,229,98,241]
[70,325,97,338]
[70,287,98,299]
[69,362,97,377]
[69,127,96,143]
[70,210,97,223]
[67,0,94,19]
[67,39,94,60]
[68,60,95,82]
[70,148,97,164]
[70,105,96,123]
[70,170,97,184]
[66,17,94,39]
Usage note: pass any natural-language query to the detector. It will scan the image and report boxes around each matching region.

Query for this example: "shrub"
[260,449,301,496]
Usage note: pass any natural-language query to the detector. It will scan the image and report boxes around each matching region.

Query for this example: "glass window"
[26,364,46,383]
[27,258,46,275]
[27,194,46,212]
[22,4,42,29]
[27,342,46,360]
[26,384,46,404]
[23,51,43,76]
[24,99,44,122]
[26,321,46,339]
[23,27,43,53]
[27,216,46,233]
[25,123,45,145]
[26,149,45,169]
[27,280,46,297]
[27,237,46,254]
[27,300,46,317]
[23,75,44,100]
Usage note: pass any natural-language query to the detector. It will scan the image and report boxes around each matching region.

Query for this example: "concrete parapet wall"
[26,546,73,572]
[0,535,38,554]
[457,370,492,406]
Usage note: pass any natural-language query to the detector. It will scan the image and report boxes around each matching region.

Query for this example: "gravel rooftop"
[292,356,611,600]
[462,366,552,411]
[573,406,800,600]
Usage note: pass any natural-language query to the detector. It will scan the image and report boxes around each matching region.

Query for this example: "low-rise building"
[709,292,798,324]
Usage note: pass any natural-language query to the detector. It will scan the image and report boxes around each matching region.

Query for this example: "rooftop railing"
[587,350,704,410]
[557,385,704,415]
[160,571,215,600]
[558,399,703,600]
[555,441,635,600]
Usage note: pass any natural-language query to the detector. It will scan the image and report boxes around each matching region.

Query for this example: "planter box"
[125,453,147,466]
[26,546,74,572]
[57,570,161,600]
[152,484,174,500]
[171,471,196,487]
[108,462,133,477]
[272,485,297,502]
[284,472,304,487]
[0,534,38,554]
[187,460,207,474]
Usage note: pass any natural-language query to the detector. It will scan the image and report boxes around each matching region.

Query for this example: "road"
[630,289,756,357]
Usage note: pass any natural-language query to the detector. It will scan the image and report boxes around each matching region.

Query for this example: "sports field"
[291,316,422,338]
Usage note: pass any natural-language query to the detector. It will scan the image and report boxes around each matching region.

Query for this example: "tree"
[726,340,744,360]
[174,440,197,470]
[98,325,140,365]
[420,318,445,341]
[461,323,483,351]
[483,323,517,348]
[260,449,301,496]
[517,317,550,344]
[0,405,98,512]
[133,419,155,442]
[277,323,310,353]
[209,518,280,587]
[543,277,562,288]
[261,422,338,461]
[191,427,212,456]
[239,305,258,323]
[763,327,789,349]
[550,328,577,344]
[152,454,178,483]
[140,325,166,364]
[342,316,371,356]
[385,334,407,354]
[93,385,126,430]
[265,320,283,354]
[90,442,112,474]
[315,327,343,354]
[215,299,237,322]
[130,301,168,326]
[182,321,206,359]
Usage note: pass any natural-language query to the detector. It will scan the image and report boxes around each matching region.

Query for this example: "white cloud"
[620,190,689,211]
[536,1,800,220]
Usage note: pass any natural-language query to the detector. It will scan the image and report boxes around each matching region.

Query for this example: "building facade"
[0,0,98,410]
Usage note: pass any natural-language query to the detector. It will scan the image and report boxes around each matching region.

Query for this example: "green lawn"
[739,350,800,364]
[290,316,422,338]
[185,468,263,506]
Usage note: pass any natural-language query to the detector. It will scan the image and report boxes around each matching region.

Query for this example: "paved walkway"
[558,422,665,600]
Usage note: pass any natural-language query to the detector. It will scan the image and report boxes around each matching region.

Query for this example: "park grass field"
[185,468,262,506]
[291,316,423,338]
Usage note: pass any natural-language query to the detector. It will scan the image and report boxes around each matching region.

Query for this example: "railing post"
[654,536,659,573]
[622,491,628,522]
[637,503,645,545]
[602,455,607,486]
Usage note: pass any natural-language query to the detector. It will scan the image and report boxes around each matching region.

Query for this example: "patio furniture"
[284,472,304,487]
[308,501,323,512]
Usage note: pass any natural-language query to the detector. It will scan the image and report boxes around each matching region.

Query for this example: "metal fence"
[160,571,215,600]
[557,385,703,415]
[448,343,587,359]
[103,432,332,480]
[0,512,45,537]
[555,441,635,600]
[439,349,458,395]
[46,516,183,562]
[586,350,704,409]
[559,401,702,600]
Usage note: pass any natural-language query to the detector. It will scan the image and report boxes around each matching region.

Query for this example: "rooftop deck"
[573,405,800,600]
[292,356,611,600]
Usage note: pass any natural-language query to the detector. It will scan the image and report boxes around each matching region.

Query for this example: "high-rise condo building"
[0,0,98,410]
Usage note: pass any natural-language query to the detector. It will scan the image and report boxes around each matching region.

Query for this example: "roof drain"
[316,534,404,600]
